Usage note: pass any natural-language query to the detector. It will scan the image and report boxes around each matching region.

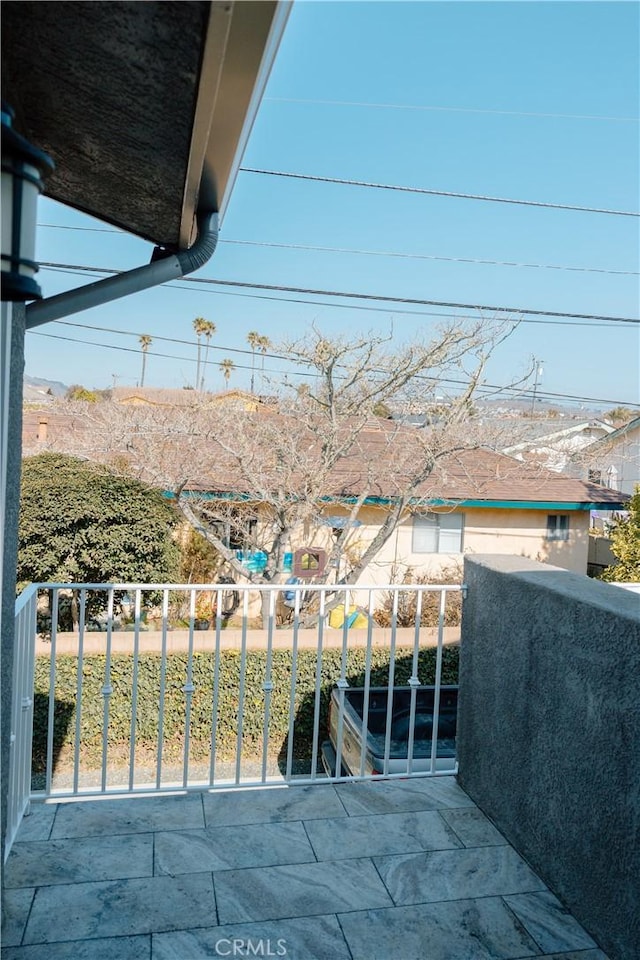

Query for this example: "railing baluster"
[128,589,142,791]
[235,590,249,784]
[100,589,115,792]
[45,589,59,796]
[333,587,351,780]
[406,586,423,776]
[182,589,196,788]
[72,589,87,794]
[358,589,375,777]
[209,587,223,786]
[430,588,447,774]
[309,588,325,782]
[284,587,301,781]
[382,588,399,777]
[261,589,276,783]
[156,589,169,790]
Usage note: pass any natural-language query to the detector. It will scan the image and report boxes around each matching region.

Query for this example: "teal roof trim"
[164,491,627,511]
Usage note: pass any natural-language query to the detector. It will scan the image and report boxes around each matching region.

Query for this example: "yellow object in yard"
[328,605,369,629]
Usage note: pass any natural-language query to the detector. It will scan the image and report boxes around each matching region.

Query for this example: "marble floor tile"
[439,806,508,847]
[304,809,462,860]
[23,873,216,944]
[50,794,204,839]
[5,834,153,888]
[530,953,609,960]
[153,915,351,960]
[335,775,475,816]
[13,804,58,842]
[202,783,347,827]
[375,844,546,904]
[504,891,598,953]
[154,820,315,875]
[1,935,151,960]
[1,887,35,947]
[339,896,541,960]
[214,857,392,924]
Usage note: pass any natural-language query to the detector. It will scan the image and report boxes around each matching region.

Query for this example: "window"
[588,469,602,484]
[412,512,464,553]
[546,514,570,541]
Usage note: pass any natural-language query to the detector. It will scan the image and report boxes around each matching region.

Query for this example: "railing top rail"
[14,582,39,616]
[18,581,466,594]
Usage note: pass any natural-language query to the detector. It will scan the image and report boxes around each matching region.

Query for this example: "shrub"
[32,644,459,773]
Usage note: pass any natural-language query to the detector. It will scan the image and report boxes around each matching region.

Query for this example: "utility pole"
[530,359,544,416]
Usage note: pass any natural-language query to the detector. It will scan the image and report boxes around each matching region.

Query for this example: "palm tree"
[258,334,271,391]
[247,330,261,393]
[138,334,152,387]
[199,320,216,392]
[192,317,209,389]
[219,358,235,387]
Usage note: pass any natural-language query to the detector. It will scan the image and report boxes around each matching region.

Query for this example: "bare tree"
[73,320,531,619]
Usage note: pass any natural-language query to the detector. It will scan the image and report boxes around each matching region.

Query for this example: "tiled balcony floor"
[2,777,608,960]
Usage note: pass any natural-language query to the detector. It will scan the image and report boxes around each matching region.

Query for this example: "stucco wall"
[457,555,640,960]
[292,504,591,584]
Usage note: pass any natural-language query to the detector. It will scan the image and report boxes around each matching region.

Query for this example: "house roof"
[175,413,630,510]
[21,401,630,510]
[587,415,640,449]
[2,1,290,248]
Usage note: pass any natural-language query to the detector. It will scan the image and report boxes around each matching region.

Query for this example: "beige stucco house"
[202,445,628,583]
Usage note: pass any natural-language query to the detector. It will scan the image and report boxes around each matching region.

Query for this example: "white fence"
[6,586,37,861]
[9,580,463,835]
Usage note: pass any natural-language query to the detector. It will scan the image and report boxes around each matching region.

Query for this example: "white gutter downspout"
[24,210,218,329]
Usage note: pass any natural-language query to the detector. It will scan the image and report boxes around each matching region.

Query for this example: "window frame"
[412,511,464,554]
[546,514,570,542]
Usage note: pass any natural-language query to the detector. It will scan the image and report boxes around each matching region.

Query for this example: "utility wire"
[264,96,639,124]
[29,327,639,409]
[27,326,640,411]
[40,265,636,331]
[240,168,640,218]
[221,239,639,277]
[38,262,640,325]
[37,224,638,277]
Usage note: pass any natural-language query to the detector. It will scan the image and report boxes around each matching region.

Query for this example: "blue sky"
[29,1,639,411]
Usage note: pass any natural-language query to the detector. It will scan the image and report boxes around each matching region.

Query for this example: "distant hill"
[24,375,68,399]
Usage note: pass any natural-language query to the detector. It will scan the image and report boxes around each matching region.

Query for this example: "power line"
[40,265,635,331]
[264,96,640,124]
[221,239,639,277]
[27,325,640,411]
[39,261,640,325]
[37,224,639,277]
[240,168,640,218]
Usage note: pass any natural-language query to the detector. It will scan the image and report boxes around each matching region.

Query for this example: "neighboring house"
[22,408,90,454]
[502,419,614,473]
[184,445,628,580]
[20,402,628,579]
[112,386,263,411]
[573,415,640,496]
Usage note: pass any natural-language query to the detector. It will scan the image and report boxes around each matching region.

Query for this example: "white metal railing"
[11,580,464,812]
[6,585,38,861]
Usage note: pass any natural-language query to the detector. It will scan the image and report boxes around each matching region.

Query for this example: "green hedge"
[33,645,459,771]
